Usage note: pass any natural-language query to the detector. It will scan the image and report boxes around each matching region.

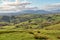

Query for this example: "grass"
[44,23,60,30]
[0,29,60,40]
[0,14,60,40]
[0,32,35,40]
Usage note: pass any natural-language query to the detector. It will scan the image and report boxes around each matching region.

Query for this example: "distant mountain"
[0,9,51,16]
[20,10,51,14]
[50,9,60,13]
[1,9,60,16]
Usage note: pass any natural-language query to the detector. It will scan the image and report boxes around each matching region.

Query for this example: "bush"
[34,34,49,40]
[57,36,60,39]
[28,31,34,34]
[37,31,40,33]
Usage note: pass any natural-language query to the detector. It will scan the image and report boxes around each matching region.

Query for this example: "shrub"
[28,31,34,34]
[57,36,60,39]
[16,26,19,28]
[37,31,40,33]
[34,34,49,40]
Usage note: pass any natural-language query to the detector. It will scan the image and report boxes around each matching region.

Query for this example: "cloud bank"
[0,0,38,13]
[40,3,60,11]
[1,0,60,13]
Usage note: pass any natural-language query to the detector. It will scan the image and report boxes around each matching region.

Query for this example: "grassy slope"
[0,32,35,40]
[44,23,60,30]
[0,29,60,40]
[0,14,60,40]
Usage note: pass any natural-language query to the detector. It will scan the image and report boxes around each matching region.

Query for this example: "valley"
[0,13,60,40]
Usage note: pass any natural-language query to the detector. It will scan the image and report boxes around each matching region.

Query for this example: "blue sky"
[0,0,60,11]
[0,0,60,7]
[0,0,41,7]
[40,0,60,5]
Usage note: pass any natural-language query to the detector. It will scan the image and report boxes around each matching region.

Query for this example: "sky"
[1,0,60,6]
[0,0,60,13]
[0,0,41,7]
[0,0,41,12]
[39,0,60,10]
[40,0,60,5]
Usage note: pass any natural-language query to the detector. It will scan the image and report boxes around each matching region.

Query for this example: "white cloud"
[0,0,28,13]
[40,3,60,11]
[0,0,38,13]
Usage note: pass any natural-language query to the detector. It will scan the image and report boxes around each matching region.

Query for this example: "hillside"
[45,23,60,30]
[0,13,60,40]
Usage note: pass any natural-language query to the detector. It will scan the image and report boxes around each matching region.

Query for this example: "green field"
[0,14,60,40]
[0,29,60,40]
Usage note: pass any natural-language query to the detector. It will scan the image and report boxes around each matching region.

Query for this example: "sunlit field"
[0,14,60,40]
